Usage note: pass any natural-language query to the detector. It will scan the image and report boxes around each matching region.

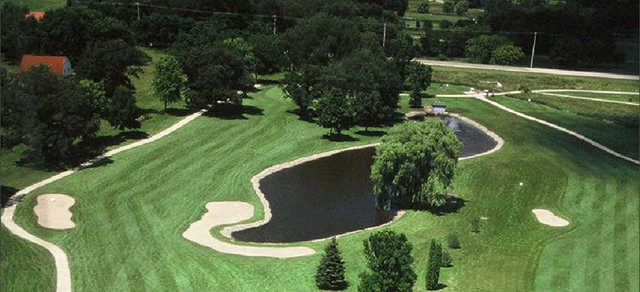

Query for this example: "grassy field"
[550,91,639,103]
[432,66,640,92]
[4,83,638,291]
[490,94,638,160]
[2,0,65,11]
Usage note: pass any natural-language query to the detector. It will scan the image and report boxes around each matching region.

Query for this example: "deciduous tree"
[153,55,188,111]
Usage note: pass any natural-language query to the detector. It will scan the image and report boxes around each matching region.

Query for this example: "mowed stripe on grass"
[8,86,639,291]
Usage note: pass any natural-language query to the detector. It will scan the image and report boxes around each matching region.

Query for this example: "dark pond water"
[231,117,497,243]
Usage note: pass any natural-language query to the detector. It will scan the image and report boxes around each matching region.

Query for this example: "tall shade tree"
[282,65,324,119]
[358,230,416,292]
[153,55,188,111]
[315,238,348,290]
[102,85,140,130]
[406,62,433,108]
[223,37,257,78]
[370,119,461,210]
[314,88,356,135]
[1,66,100,166]
[1,3,38,62]
[75,39,150,97]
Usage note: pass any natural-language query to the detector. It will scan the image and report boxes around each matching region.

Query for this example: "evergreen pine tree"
[316,237,348,290]
[426,239,442,290]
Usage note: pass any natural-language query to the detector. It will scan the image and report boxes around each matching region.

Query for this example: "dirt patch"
[183,201,315,258]
[531,209,569,227]
[33,194,75,230]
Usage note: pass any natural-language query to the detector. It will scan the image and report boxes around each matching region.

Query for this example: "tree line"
[417,0,638,68]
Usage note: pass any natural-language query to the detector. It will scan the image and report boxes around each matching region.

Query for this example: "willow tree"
[370,119,461,210]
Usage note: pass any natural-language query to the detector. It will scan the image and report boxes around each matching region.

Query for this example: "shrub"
[471,217,480,233]
[359,231,416,292]
[441,249,453,267]
[454,0,470,15]
[447,233,461,249]
[316,238,348,290]
[490,44,525,65]
[425,239,442,290]
[417,1,430,13]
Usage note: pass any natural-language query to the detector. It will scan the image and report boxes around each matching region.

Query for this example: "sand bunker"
[532,209,569,227]
[183,201,315,258]
[33,194,76,230]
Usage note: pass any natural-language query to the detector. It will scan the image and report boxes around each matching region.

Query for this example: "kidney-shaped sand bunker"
[33,194,76,230]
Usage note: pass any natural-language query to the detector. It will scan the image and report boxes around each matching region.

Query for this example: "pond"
[231,117,497,243]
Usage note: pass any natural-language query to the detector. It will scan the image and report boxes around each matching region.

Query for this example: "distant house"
[25,11,45,21]
[20,55,72,76]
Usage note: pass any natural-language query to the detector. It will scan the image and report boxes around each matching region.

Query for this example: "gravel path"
[1,109,207,292]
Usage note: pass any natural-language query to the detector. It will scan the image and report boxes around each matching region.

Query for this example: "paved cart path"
[415,59,639,80]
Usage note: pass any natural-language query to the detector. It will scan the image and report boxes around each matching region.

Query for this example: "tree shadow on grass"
[286,109,316,123]
[430,283,448,290]
[165,108,194,117]
[205,103,264,120]
[356,130,386,137]
[424,195,467,216]
[322,133,359,142]
[1,185,19,207]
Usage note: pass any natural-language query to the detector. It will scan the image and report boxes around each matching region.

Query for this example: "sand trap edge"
[532,209,569,227]
[33,194,76,230]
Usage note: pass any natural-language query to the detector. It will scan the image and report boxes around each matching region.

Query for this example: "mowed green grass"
[0,224,56,292]
[8,85,638,291]
[490,94,638,159]
[551,91,639,103]
[432,66,640,92]
[1,0,65,11]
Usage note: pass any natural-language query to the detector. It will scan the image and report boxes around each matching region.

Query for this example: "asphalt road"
[414,59,640,81]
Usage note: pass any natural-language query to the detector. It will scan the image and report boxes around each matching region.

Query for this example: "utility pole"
[272,14,277,35]
[382,22,387,47]
[136,2,140,21]
[530,31,537,68]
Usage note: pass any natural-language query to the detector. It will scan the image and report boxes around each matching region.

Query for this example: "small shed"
[20,55,72,76]
[432,103,446,114]
[25,11,45,21]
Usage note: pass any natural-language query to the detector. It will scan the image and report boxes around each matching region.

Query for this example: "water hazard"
[231,117,497,243]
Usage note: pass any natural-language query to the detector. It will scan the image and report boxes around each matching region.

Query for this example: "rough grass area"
[0,224,56,292]
[551,91,639,103]
[490,95,638,160]
[7,86,638,291]
[432,66,640,92]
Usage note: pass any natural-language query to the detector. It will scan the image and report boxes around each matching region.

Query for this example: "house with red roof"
[20,55,72,76]
[25,11,45,21]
